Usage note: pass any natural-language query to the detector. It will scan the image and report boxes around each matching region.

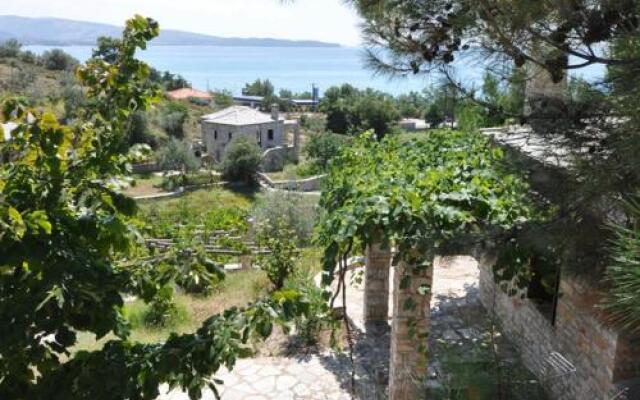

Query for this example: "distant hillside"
[0,16,341,48]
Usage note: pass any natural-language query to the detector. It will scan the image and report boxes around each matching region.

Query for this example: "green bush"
[39,49,78,71]
[173,249,225,296]
[156,138,200,173]
[159,101,189,139]
[252,190,317,246]
[258,224,298,291]
[213,90,234,109]
[128,286,187,328]
[456,103,485,133]
[18,50,36,64]
[304,132,350,172]
[7,67,35,91]
[284,269,333,346]
[160,171,218,191]
[300,114,326,133]
[127,111,153,146]
[60,73,87,121]
[221,136,262,184]
[0,39,22,58]
[602,199,640,332]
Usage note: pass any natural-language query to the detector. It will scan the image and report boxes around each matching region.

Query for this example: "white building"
[1,122,16,141]
[399,118,429,131]
[1,122,17,163]
[201,105,286,161]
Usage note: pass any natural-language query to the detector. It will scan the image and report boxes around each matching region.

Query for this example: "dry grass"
[121,174,165,197]
[72,269,271,353]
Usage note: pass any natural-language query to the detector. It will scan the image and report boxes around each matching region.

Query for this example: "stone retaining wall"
[257,172,325,192]
[260,145,298,172]
[132,162,161,174]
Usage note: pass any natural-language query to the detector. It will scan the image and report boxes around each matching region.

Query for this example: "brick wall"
[478,254,639,400]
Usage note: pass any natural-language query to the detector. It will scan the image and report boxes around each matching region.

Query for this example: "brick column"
[389,254,433,400]
[364,243,391,326]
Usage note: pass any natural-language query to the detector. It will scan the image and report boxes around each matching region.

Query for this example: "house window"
[214,130,218,140]
[257,130,262,145]
[268,129,274,140]
[228,132,233,140]
[527,255,561,325]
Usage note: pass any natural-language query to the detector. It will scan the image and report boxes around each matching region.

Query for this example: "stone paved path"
[159,356,352,400]
[159,256,546,400]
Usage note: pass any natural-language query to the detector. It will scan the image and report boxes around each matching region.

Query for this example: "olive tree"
[221,136,262,184]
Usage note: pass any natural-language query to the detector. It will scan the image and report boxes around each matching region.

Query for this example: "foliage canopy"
[317,130,534,281]
[0,16,309,400]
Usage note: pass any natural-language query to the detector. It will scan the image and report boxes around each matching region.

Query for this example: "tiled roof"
[166,88,212,100]
[201,106,282,126]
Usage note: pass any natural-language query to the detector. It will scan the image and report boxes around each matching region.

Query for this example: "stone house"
[201,105,285,161]
[470,64,638,399]
[357,66,640,400]
[475,126,640,400]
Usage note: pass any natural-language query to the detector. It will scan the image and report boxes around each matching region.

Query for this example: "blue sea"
[25,45,603,96]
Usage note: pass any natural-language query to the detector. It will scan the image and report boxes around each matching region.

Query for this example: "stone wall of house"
[202,121,285,162]
[477,253,640,400]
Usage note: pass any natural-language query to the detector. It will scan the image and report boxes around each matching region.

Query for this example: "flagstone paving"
[159,356,352,400]
[158,256,545,400]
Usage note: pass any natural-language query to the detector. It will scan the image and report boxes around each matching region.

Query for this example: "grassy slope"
[0,55,211,144]
[73,269,270,352]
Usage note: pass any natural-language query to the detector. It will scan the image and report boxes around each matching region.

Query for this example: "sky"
[0,0,364,46]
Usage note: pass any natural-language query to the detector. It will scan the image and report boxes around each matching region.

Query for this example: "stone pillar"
[364,243,391,326]
[389,254,433,400]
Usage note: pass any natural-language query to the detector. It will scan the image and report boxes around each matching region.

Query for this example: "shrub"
[300,114,326,133]
[139,286,181,328]
[40,49,78,71]
[284,269,333,346]
[127,111,152,146]
[60,73,87,121]
[18,50,36,64]
[174,249,225,296]
[188,97,210,106]
[156,138,200,173]
[161,170,218,191]
[258,227,298,290]
[221,136,262,184]
[456,103,485,133]
[0,39,21,58]
[159,101,188,139]
[213,90,234,109]
[7,67,35,91]
[252,190,317,246]
[304,132,350,172]
[602,199,640,332]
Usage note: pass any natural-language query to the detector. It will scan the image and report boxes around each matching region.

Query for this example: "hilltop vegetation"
[0,39,218,147]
